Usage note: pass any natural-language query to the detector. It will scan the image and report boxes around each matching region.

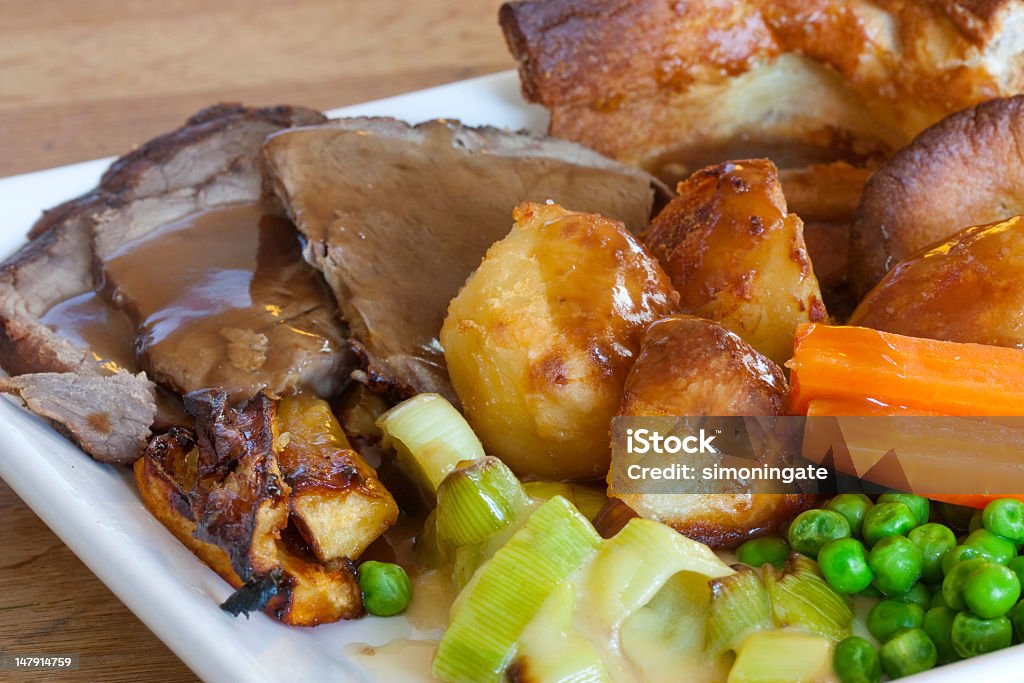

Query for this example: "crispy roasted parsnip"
[135,390,397,626]
[614,315,815,548]
[275,395,399,563]
[645,159,828,365]
[849,217,1024,349]
[441,202,678,481]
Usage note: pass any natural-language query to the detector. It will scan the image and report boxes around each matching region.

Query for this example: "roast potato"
[645,159,828,365]
[441,202,678,481]
[849,216,1024,348]
[614,315,814,548]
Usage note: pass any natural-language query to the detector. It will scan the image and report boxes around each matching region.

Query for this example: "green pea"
[891,582,931,610]
[942,559,988,611]
[833,636,881,683]
[867,599,925,642]
[951,612,1012,658]
[819,538,873,594]
[827,494,873,537]
[965,529,1017,565]
[860,583,883,599]
[963,563,1021,619]
[357,561,412,616]
[1009,600,1024,642]
[983,498,1024,544]
[942,544,996,576]
[869,536,923,596]
[923,606,960,664]
[939,502,976,531]
[908,523,956,584]
[879,628,937,679]
[970,510,985,533]
[1008,556,1024,587]
[878,493,930,527]
[736,536,789,570]
[787,509,851,558]
[862,503,917,547]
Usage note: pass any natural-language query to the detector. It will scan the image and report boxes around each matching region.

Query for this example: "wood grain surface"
[0,1,511,680]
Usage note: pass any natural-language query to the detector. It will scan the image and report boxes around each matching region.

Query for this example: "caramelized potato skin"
[615,315,814,548]
[620,315,788,416]
[441,202,678,481]
[645,159,827,364]
[849,217,1024,348]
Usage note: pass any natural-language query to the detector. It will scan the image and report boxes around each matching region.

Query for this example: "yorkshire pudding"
[850,96,1024,298]
[850,216,1024,348]
[501,0,1024,181]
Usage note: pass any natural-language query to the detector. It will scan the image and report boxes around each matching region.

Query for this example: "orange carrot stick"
[788,324,1024,416]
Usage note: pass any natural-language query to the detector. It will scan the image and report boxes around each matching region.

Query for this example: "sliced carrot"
[788,324,1024,416]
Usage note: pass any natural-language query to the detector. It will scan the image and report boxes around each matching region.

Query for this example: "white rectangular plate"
[0,70,1018,682]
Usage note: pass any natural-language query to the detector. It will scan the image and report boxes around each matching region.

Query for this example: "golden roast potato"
[849,216,1024,348]
[614,315,815,548]
[645,159,828,365]
[441,202,678,481]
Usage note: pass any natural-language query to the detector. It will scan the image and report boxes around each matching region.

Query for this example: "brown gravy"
[99,203,347,401]
[39,291,137,375]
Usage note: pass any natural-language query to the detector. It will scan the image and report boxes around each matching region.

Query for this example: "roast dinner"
[7,1,1024,681]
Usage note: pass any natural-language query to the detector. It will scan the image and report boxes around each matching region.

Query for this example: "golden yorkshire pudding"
[850,216,1024,348]
[849,95,1024,298]
[500,0,1024,182]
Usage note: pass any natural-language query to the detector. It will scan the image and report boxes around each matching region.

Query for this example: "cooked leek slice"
[523,481,608,522]
[414,509,449,568]
[726,631,834,683]
[376,393,484,502]
[580,518,734,631]
[436,457,530,548]
[706,566,773,657]
[513,581,610,683]
[764,554,853,641]
[433,496,601,683]
[620,569,725,682]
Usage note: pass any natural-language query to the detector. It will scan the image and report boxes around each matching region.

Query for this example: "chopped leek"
[580,518,734,631]
[376,393,484,502]
[436,457,530,548]
[414,509,449,568]
[764,554,854,641]
[706,567,773,657]
[433,496,601,683]
[726,631,834,683]
[513,582,611,683]
[523,481,608,522]
[620,570,724,682]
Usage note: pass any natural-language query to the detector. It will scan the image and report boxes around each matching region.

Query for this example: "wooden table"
[0,2,512,679]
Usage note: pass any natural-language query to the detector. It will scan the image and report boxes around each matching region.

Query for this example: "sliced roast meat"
[86,106,350,403]
[262,117,666,402]
[0,104,339,462]
[0,371,156,464]
[97,202,350,402]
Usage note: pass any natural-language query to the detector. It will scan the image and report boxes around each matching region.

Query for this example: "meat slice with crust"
[0,371,155,464]
[0,103,339,463]
[262,116,666,403]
